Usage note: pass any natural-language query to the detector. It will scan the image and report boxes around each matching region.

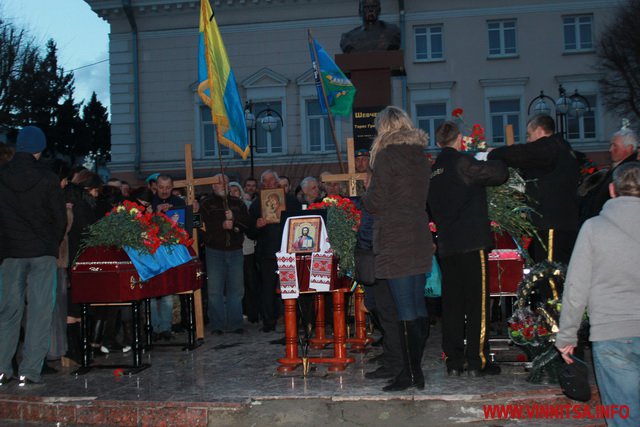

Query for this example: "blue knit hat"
[16,126,47,154]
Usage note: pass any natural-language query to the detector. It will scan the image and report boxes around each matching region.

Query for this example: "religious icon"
[287,217,321,253]
[260,188,286,224]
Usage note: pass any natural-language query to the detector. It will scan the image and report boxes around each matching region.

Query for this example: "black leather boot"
[383,320,424,392]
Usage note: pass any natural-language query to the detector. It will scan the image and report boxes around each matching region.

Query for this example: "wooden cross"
[505,124,515,146]
[173,144,223,340]
[320,138,368,197]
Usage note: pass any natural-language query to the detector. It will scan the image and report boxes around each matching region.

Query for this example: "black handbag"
[354,246,376,285]
[558,355,591,402]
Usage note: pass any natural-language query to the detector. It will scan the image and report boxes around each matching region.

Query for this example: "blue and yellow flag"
[198,0,248,159]
[308,32,356,117]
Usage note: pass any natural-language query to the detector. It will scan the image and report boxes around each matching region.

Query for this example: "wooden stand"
[277,290,355,373]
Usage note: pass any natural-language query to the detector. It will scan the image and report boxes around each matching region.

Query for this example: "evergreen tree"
[81,92,111,164]
[51,91,83,158]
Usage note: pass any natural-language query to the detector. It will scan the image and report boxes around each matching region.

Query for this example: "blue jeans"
[206,248,244,331]
[0,257,57,382]
[150,295,173,333]
[387,274,428,321]
[592,337,640,427]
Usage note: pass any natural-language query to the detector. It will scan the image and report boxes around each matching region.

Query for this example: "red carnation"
[452,108,463,118]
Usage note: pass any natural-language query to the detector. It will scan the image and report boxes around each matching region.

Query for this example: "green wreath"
[508,260,566,383]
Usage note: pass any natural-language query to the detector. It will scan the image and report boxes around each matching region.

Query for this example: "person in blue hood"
[0,126,66,387]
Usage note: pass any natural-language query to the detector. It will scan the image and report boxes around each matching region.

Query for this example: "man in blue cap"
[0,126,66,387]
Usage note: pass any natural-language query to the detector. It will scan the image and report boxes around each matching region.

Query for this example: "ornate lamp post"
[244,102,256,177]
[527,85,590,140]
[244,101,284,177]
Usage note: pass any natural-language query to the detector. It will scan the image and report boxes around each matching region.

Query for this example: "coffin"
[71,246,203,303]
[488,232,525,295]
[295,255,351,293]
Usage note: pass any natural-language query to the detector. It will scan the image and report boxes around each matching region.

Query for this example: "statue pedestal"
[335,50,404,108]
[336,51,405,150]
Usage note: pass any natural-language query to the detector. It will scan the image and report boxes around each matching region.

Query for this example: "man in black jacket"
[246,170,301,332]
[0,126,66,387]
[488,114,580,264]
[428,121,508,377]
[200,174,250,334]
[579,128,638,224]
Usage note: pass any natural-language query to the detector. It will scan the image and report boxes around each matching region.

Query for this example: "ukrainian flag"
[198,0,248,159]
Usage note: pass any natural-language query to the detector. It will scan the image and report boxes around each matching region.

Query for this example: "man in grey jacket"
[556,162,640,427]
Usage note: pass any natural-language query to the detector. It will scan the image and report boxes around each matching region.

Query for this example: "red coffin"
[71,246,204,303]
[488,232,524,295]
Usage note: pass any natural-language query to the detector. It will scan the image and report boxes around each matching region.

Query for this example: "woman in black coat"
[362,106,433,391]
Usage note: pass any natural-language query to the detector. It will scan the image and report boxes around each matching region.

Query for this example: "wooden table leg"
[328,290,355,372]
[347,288,372,352]
[309,293,332,349]
[277,298,301,372]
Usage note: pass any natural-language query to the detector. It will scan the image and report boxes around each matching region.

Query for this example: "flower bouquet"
[451,108,487,152]
[307,195,361,276]
[79,201,194,281]
[80,200,193,254]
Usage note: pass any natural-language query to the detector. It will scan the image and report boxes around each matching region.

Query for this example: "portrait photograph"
[165,205,192,230]
[287,217,321,254]
[260,188,286,224]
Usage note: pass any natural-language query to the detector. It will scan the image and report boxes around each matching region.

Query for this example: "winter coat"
[200,193,250,251]
[578,151,638,224]
[428,147,508,257]
[0,152,66,260]
[556,196,640,347]
[488,133,580,232]
[362,129,433,279]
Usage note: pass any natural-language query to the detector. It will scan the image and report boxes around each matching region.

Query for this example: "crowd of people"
[1,109,639,425]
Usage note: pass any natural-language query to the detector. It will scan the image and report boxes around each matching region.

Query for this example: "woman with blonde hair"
[362,106,433,391]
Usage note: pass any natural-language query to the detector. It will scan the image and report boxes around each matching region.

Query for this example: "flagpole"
[203,4,232,246]
[308,30,345,173]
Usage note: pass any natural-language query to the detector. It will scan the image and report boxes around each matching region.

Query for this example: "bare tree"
[0,18,38,127]
[598,0,640,120]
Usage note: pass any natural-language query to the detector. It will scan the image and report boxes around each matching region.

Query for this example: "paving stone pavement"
[0,320,604,426]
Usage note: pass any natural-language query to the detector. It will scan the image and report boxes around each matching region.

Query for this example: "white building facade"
[85,0,620,184]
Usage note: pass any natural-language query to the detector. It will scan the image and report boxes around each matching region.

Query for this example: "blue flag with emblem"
[308,32,356,117]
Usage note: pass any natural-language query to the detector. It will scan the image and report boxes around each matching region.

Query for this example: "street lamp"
[244,101,284,177]
[527,85,591,140]
[244,101,256,177]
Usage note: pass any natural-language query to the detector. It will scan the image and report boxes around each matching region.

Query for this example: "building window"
[488,20,517,57]
[254,101,284,155]
[415,25,443,61]
[415,103,447,147]
[306,99,335,153]
[489,99,520,144]
[567,95,596,141]
[201,106,231,158]
[563,15,593,51]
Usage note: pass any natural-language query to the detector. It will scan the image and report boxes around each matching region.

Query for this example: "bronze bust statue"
[340,0,401,54]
